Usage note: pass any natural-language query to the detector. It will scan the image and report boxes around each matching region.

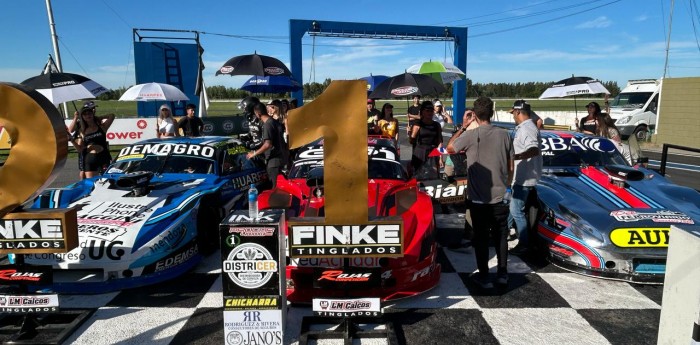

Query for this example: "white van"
[608,79,660,140]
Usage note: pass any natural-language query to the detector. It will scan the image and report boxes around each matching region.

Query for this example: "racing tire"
[197,197,223,255]
[633,125,649,142]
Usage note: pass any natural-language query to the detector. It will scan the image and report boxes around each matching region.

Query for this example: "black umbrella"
[21,72,108,106]
[369,72,446,99]
[241,75,301,93]
[215,53,292,77]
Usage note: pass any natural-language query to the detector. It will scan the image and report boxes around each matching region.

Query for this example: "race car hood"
[26,175,217,267]
[538,165,700,245]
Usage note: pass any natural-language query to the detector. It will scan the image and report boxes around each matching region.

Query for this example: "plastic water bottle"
[503,188,512,204]
[248,184,258,220]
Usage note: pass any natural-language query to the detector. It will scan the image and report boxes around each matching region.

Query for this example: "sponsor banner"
[117,143,216,159]
[223,309,284,345]
[76,201,156,242]
[287,222,404,258]
[0,294,59,314]
[0,209,78,255]
[540,136,616,156]
[220,209,285,297]
[312,297,381,318]
[224,296,280,310]
[609,228,670,247]
[610,210,695,225]
[142,240,199,274]
[65,118,156,146]
[0,265,53,285]
[230,171,267,190]
[421,179,467,204]
[313,268,381,290]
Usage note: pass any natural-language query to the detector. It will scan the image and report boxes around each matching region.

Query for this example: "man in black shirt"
[247,103,284,188]
[406,95,421,137]
[178,104,204,136]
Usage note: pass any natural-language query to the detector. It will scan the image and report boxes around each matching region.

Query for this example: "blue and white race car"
[26,136,267,293]
[530,131,700,283]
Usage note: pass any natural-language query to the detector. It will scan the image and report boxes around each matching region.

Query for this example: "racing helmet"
[238,96,260,114]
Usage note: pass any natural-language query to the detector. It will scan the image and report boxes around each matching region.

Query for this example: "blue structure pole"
[289,20,307,105]
[288,19,468,114]
[452,27,468,126]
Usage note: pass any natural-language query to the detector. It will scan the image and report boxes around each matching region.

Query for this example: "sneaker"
[509,244,529,256]
[470,273,493,289]
[496,274,509,286]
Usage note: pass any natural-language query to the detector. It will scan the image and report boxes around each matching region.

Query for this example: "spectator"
[239,96,263,150]
[509,100,543,129]
[70,106,115,178]
[267,99,290,170]
[156,104,180,138]
[578,102,601,135]
[367,98,381,118]
[367,99,382,135]
[178,103,204,136]
[68,101,100,179]
[247,103,285,189]
[508,100,542,256]
[378,103,399,141]
[597,112,632,164]
[447,96,514,288]
[433,100,453,130]
[409,101,442,177]
[406,95,421,137]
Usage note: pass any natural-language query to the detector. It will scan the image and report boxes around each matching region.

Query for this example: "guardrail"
[659,143,700,176]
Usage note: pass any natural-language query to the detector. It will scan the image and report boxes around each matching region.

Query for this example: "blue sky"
[1,0,699,90]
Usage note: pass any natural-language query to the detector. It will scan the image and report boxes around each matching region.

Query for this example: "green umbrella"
[406,61,465,84]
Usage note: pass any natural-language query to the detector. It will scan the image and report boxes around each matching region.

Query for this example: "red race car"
[258,138,441,303]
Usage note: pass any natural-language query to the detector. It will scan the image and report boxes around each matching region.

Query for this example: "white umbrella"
[118,82,189,102]
[539,76,610,99]
[21,72,108,106]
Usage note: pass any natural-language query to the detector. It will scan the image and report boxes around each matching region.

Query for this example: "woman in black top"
[579,102,601,135]
[71,107,114,178]
[410,100,442,177]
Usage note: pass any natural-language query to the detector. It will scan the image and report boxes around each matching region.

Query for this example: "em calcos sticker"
[609,228,670,248]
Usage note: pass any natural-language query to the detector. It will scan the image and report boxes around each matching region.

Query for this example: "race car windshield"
[109,155,214,174]
[543,147,628,167]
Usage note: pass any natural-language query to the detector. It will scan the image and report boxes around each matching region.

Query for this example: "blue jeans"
[509,185,534,246]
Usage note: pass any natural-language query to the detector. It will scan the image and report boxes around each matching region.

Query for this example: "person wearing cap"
[579,102,601,135]
[508,101,542,256]
[67,101,113,179]
[178,103,204,137]
[156,104,180,138]
[367,99,382,135]
[432,100,453,129]
[406,95,421,137]
[509,100,543,129]
[447,96,514,288]
[69,106,115,178]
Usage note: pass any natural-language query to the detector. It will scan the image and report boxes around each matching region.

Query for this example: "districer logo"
[223,243,277,289]
[0,219,65,250]
[288,223,403,257]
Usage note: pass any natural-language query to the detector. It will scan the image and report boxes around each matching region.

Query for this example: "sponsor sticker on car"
[609,227,670,247]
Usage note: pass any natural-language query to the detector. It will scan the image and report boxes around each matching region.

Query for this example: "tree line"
[96,79,620,101]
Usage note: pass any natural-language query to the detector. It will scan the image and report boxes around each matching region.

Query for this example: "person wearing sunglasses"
[156,104,180,138]
[579,102,601,135]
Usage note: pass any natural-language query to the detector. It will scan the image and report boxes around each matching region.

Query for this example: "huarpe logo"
[312,297,381,317]
[0,219,65,250]
[0,294,59,314]
[609,227,670,247]
[390,86,419,96]
[220,66,234,74]
[263,67,285,75]
[288,224,403,257]
[610,210,695,224]
[224,243,278,289]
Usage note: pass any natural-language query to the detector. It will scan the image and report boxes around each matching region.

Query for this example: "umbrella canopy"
[21,72,108,106]
[539,76,610,99]
[369,72,447,99]
[215,53,292,77]
[358,75,389,93]
[118,82,189,102]
[241,75,302,93]
[406,61,465,84]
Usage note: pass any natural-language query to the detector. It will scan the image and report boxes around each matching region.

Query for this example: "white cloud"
[576,16,612,29]
[635,15,648,22]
